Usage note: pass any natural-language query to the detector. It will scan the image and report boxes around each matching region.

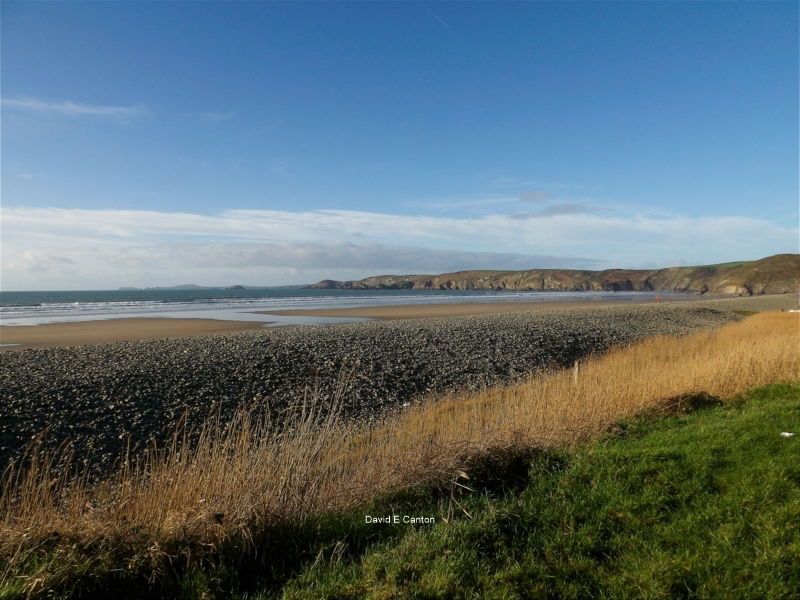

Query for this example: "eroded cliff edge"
[307,254,800,296]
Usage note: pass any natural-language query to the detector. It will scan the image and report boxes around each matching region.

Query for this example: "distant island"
[118,284,231,291]
[307,253,800,296]
[118,284,303,291]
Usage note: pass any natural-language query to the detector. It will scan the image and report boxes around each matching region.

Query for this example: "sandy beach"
[0,318,264,351]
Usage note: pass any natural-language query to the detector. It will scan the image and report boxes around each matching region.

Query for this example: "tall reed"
[1,312,797,595]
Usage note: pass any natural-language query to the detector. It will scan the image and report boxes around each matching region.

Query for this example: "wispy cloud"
[519,190,551,202]
[490,177,560,189]
[406,195,518,213]
[17,172,35,180]
[1,97,146,117]
[421,3,451,29]
[511,203,595,219]
[104,242,601,272]
[490,177,597,193]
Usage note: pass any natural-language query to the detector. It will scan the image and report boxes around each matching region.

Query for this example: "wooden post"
[573,360,580,385]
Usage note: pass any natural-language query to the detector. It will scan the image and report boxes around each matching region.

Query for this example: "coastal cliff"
[307,254,800,296]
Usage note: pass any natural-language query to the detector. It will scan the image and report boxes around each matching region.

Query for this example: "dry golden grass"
[1,312,798,594]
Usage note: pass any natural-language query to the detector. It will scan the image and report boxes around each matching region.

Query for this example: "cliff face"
[306,254,800,296]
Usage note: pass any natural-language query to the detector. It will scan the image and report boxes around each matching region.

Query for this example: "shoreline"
[1,294,794,351]
[0,299,672,350]
[0,318,265,351]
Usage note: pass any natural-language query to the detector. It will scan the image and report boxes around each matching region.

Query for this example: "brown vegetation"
[1,312,798,594]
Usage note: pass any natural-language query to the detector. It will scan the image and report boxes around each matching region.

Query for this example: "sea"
[0,288,676,328]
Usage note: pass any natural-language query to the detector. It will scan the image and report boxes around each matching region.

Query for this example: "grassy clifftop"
[308,253,800,295]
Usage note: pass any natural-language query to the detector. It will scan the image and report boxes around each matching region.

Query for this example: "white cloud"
[1,97,146,117]
[511,203,597,219]
[102,242,601,272]
[1,206,796,290]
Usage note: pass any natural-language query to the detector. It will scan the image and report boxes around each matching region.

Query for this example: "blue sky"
[1,1,798,290]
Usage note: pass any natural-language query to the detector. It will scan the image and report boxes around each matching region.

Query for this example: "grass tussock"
[1,312,798,596]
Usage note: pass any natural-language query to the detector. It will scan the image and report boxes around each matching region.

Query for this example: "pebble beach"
[0,303,750,475]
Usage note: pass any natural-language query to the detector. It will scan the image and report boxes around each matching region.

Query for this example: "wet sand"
[0,318,265,351]
[261,298,673,320]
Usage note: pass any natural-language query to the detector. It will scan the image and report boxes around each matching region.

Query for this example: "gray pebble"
[0,305,738,477]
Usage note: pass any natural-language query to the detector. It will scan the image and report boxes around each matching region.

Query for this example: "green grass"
[5,383,798,600]
[266,383,800,600]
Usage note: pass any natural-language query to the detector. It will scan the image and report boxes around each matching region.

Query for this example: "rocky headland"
[307,253,800,296]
